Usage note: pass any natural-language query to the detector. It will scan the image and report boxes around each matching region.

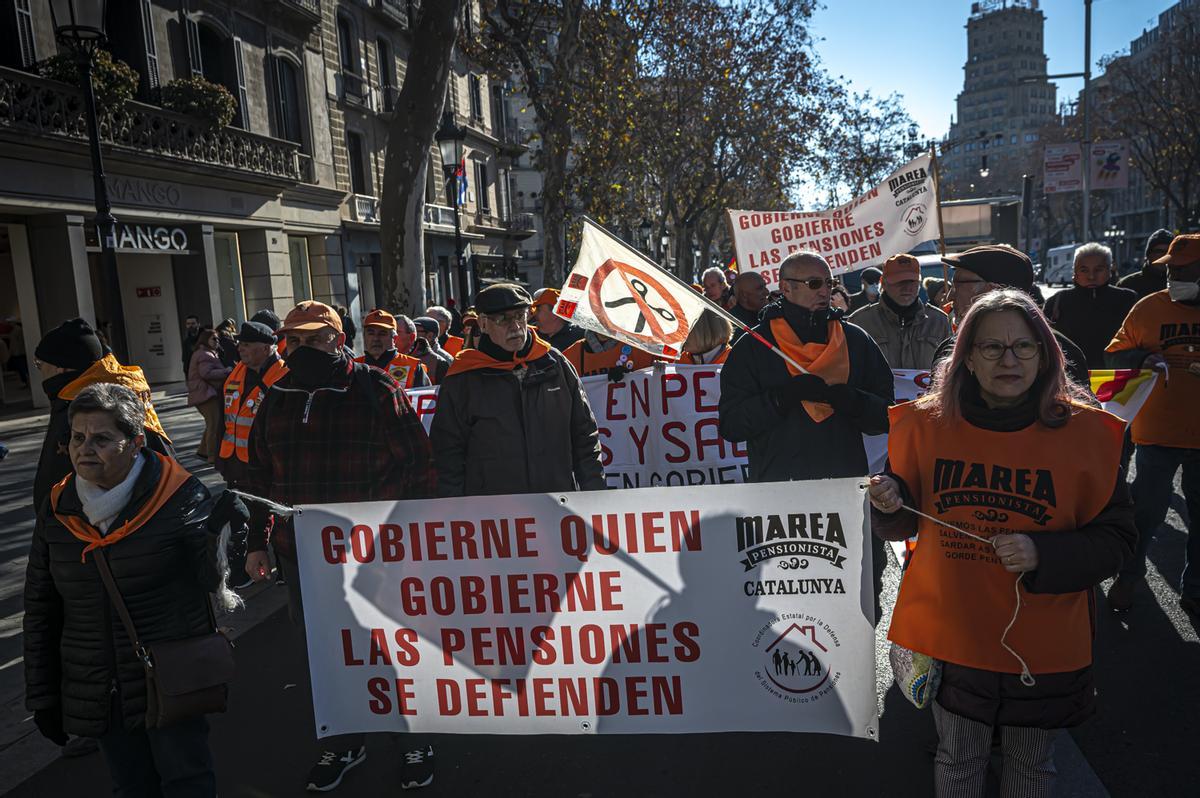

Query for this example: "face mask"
[1168,279,1200,302]
[284,345,342,385]
[865,283,880,299]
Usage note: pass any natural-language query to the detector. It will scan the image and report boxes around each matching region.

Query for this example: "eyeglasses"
[781,277,836,291]
[973,339,1041,361]
[484,310,529,326]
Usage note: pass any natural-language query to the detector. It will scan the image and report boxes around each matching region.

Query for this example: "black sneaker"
[399,745,435,790]
[306,747,366,792]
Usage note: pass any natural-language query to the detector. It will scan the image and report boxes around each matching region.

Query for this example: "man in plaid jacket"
[244,300,435,792]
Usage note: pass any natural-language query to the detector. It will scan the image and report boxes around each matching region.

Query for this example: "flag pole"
[579,216,809,374]
[929,143,949,287]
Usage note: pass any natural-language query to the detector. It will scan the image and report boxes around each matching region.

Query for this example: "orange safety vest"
[219,359,288,462]
[885,400,1124,674]
[443,335,465,357]
[354,352,429,388]
[561,339,658,377]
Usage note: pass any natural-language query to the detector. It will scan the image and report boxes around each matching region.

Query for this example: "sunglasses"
[782,277,836,291]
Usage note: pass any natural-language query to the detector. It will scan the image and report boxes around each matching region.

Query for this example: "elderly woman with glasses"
[24,382,245,797]
[869,289,1135,798]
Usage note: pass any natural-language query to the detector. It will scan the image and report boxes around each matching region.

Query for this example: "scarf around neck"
[74,451,147,533]
[446,331,552,377]
[769,313,850,423]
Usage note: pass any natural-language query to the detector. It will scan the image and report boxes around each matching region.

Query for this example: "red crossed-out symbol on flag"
[587,259,691,347]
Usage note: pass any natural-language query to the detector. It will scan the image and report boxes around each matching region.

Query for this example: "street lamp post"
[49,0,127,359]
[435,115,469,303]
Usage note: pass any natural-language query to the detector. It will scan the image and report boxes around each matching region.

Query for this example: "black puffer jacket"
[34,371,175,511]
[24,453,219,737]
[1043,283,1138,370]
[430,334,605,497]
[718,300,894,482]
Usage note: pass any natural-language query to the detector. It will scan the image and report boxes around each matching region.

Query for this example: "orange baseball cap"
[278,300,343,334]
[363,308,397,330]
[882,253,920,283]
[530,288,559,309]
[1154,233,1200,268]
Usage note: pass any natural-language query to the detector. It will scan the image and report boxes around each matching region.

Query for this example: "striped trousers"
[932,702,1058,798]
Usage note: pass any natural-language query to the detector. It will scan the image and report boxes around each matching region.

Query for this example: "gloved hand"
[773,373,830,408]
[607,365,631,383]
[207,491,250,535]
[824,383,861,416]
[34,708,68,746]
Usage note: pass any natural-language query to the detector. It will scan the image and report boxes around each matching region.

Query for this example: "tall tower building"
[941,0,1058,198]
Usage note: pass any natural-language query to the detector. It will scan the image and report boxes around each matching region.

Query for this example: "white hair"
[701,267,727,284]
[1074,242,1113,269]
[424,306,452,327]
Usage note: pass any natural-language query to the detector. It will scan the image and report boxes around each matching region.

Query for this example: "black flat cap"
[942,245,1033,293]
[475,283,532,315]
[237,321,276,344]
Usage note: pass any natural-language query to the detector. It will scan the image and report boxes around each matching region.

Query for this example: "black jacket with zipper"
[23,453,218,736]
[430,334,605,497]
[1043,282,1138,370]
[718,300,894,482]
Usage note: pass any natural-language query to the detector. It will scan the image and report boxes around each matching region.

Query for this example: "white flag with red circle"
[555,220,709,360]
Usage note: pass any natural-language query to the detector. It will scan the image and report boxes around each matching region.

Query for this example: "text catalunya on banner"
[293,481,878,739]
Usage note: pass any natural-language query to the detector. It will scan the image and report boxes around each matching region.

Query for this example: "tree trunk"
[540,124,571,287]
[379,2,464,315]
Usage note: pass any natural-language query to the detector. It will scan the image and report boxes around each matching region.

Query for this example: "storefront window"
[289,236,312,302]
[214,232,246,323]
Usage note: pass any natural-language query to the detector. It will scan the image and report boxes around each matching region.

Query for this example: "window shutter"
[139,0,160,91]
[233,37,250,130]
[185,16,203,77]
[15,0,36,69]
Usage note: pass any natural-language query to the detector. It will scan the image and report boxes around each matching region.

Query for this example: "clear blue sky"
[809,0,1174,141]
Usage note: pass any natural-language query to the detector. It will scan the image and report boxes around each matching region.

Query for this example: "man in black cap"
[32,318,175,509]
[847,266,882,312]
[931,245,1089,386]
[216,321,288,588]
[411,316,452,384]
[1117,229,1174,300]
[430,283,605,496]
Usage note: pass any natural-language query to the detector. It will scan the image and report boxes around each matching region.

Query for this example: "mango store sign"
[106,224,189,252]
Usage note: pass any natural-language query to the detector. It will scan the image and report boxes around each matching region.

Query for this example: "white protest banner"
[293,481,878,739]
[1044,143,1083,194]
[1088,140,1130,191]
[864,369,933,474]
[554,219,711,359]
[727,153,940,288]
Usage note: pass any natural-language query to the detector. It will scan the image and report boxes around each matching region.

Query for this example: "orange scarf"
[59,354,171,443]
[768,317,850,423]
[446,332,552,377]
[50,452,192,562]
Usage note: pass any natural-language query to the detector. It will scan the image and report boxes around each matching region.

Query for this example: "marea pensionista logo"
[751,615,842,703]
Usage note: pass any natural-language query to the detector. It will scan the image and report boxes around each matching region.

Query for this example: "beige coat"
[848,299,951,371]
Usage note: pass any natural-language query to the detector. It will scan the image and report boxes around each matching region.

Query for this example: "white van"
[1043,244,1078,287]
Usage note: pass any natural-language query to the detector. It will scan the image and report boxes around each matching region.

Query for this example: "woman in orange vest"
[869,288,1134,797]
[562,332,658,380]
[680,310,732,365]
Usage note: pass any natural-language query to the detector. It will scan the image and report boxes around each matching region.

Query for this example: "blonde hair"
[683,310,733,354]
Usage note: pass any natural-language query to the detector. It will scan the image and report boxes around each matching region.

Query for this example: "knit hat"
[942,245,1034,293]
[1145,229,1174,260]
[35,318,104,371]
[250,309,281,331]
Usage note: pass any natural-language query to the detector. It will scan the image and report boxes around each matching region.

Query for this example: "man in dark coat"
[729,271,770,332]
[719,251,894,482]
[932,245,1089,386]
[1117,228,1173,299]
[431,284,605,496]
[847,266,882,313]
[33,319,174,510]
[1043,242,1138,370]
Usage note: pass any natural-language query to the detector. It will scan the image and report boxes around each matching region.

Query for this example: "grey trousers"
[932,702,1057,798]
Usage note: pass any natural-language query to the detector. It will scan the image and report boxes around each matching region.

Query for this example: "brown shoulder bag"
[93,548,236,728]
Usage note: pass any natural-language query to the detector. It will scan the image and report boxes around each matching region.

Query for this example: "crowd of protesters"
[19,225,1200,797]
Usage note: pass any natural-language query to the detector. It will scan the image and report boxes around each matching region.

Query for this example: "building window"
[346,131,368,194]
[473,161,490,213]
[195,23,246,128]
[469,74,484,121]
[288,237,312,302]
[104,1,159,97]
[13,0,37,69]
[337,14,359,74]
[272,55,305,146]
[376,37,395,112]
[463,4,474,38]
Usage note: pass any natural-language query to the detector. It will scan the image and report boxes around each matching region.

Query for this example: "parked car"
[1043,244,1078,286]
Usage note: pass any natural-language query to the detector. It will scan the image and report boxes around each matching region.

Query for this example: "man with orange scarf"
[718,250,894,483]
[430,284,605,497]
[33,319,174,510]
